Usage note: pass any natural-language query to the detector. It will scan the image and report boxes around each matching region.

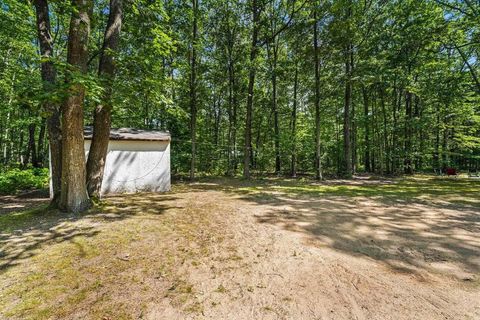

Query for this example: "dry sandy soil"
[0,177,479,319]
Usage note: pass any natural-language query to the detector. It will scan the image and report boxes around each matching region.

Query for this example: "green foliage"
[0,168,49,194]
[0,0,479,179]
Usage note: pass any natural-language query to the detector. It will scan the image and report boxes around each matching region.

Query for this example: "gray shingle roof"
[84,127,170,141]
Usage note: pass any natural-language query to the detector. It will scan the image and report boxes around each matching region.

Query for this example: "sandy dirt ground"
[1,178,479,319]
[146,186,480,320]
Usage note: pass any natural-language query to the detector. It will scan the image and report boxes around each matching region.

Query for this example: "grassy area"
[0,192,226,319]
[184,175,480,207]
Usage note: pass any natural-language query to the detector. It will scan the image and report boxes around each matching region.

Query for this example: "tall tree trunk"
[189,0,198,180]
[291,65,298,177]
[27,122,38,167]
[404,90,413,174]
[434,104,440,171]
[363,87,371,172]
[37,118,46,166]
[227,52,237,175]
[380,86,389,174]
[343,44,352,177]
[313,11,323,180]
[86,0,123,198]
[244,0,259,179]
[33,0,62,204]
[271,43,281,174]
[227,61,233,175]
[59,0,93,213]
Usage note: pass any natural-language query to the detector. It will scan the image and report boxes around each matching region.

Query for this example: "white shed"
[50,127,171,197]
[84,127,171,195]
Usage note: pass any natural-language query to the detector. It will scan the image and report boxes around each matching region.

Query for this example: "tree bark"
[86,0,123,198]
[363,87,371,172]
[404,90,413,174]
[291,65,298,177]
[189,0,198,180]
[313,10,323,180]
[343,44,353,177]
[33,0,62,204]
[37,118,46,166]
[272,46,281,174]
[244,0,260,179]
[59,0,93,213]
[27,122,38,167]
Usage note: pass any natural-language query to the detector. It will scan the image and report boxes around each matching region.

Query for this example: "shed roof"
[84,127,171,141]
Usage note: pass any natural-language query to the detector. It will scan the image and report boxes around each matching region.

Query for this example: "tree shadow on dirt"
[184,177,480,280]
[0,193,180,271]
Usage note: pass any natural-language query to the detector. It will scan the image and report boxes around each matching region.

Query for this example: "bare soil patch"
[0,190,49,215]
[1,177,479,319]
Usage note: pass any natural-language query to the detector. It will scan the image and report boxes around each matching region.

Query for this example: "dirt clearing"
[1,177,479,319]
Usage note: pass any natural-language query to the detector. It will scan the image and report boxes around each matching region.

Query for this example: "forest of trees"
[1,0,480,210]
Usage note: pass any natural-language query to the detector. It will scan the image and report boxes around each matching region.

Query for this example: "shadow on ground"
[182,176,480,279]
[0,193,179,271]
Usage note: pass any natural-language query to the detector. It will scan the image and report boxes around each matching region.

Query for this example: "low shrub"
[0,168,49,194]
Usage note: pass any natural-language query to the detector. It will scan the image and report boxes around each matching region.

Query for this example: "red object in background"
[446,168,457,176]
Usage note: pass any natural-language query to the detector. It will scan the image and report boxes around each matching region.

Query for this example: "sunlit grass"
[0,193,225,319]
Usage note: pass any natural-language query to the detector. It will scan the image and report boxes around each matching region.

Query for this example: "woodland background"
[1,0,479,182]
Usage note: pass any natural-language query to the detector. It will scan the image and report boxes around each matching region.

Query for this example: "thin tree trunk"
[27,123,38,167]
[363,87,371,172]
[37,118,46,166]
[244,0,259,179]
[232,66,238,173]
[86,0,123,198]
[343,44,352,177]
[59,0,93,213]
[313,10,323,180]
[33,0,62,204]
[189,0,198,180]
[227,50,237,175]
[271,43,281,174]
[291,65,298,177]
[380,86,389,174]
[404,90,413,174]
[434,104,440,171]
[227,62,233,175]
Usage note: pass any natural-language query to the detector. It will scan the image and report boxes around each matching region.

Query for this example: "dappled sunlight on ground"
[1,176,479,319]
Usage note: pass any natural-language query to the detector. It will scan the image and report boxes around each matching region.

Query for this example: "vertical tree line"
[0,0,479,211]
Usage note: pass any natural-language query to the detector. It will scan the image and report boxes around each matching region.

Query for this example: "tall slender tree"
[33,0,62,205]
[189,0,199,180]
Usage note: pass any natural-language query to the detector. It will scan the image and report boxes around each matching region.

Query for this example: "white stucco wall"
[84,139,171,195]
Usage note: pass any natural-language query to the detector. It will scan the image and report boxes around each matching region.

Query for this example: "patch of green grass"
[0,205,51,233]
[216,176,480,206]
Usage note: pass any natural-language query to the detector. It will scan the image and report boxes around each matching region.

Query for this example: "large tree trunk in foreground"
[86,0,123,198]
[243,0,259,179]
[33,0,62,205]
[59,0,92,213]
[313,11,323,180]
